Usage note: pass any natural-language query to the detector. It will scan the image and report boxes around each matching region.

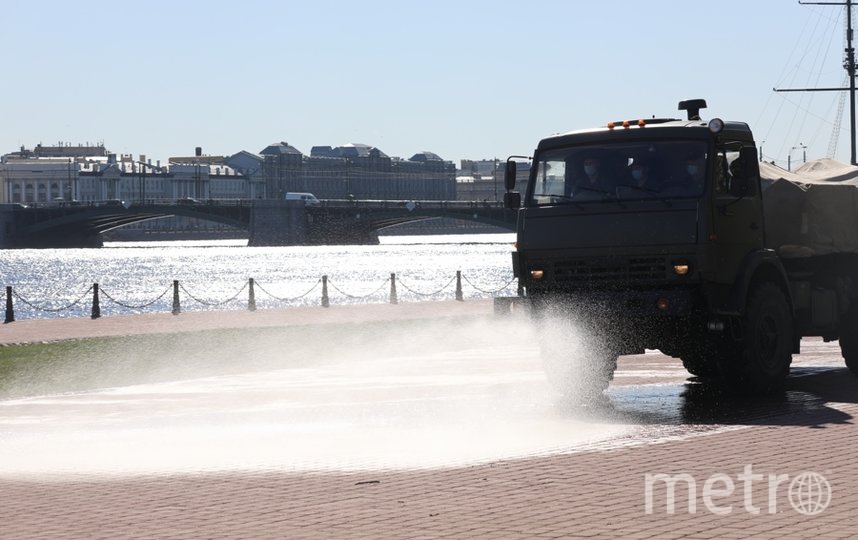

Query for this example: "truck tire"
[733,282,793,392]
[839,309,858,376]
[681,354,720,378]
[676,327,726,378]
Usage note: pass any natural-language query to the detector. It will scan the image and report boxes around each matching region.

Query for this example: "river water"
[0,233,517,320]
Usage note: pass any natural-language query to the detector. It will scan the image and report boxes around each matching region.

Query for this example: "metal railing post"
[248,278,256,311]
[455,271,463,301]
[91,283,101,319]
[390,273,398,305]
[172,280,181,315]
[4,286,13,324]
[321,275,330,307]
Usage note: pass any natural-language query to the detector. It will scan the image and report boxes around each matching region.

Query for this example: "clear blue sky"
[0,0,851,167]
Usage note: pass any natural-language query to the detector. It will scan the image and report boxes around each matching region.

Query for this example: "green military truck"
[503,99,858,395]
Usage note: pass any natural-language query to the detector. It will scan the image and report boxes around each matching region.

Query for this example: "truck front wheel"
[839,309,858,376]
[681,352,721,378]
[733,282,794,392]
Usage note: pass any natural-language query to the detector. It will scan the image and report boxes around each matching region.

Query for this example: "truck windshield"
[528,140,708,205]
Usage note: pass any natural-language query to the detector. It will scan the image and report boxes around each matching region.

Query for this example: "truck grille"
[553,257,666,285]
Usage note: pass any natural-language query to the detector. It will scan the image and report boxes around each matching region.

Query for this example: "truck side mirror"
[504,191,521,209]
[504,160,517,191]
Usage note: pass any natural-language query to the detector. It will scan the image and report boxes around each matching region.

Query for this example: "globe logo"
[788,472,831,516]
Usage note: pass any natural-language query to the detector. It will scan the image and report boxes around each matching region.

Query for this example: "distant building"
[1,146,247,203]
[1,141,459,203]
[258,142,456,200]
[259,141,304,199]
[225,151,265,199]
[457,159,501,202]
[456,159,530,202]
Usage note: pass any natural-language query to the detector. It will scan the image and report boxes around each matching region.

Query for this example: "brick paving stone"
[1,304,857,539]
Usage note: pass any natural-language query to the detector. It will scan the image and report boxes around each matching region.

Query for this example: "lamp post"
[66,158,72,201]
[493,157,498,202]
[789,143,808,171]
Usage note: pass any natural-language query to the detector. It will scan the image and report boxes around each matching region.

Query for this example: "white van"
[284,192,320,205]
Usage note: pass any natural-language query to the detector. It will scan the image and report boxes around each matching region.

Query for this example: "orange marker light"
[607,121,616,130]
[638,119,646,127]
[622,120,631,129]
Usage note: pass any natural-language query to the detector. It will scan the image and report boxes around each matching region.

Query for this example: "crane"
[828,74,849,158]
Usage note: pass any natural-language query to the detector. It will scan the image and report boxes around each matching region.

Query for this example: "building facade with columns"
[1,142,457,204]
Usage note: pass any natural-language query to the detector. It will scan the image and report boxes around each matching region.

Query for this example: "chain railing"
[327,277,391,300]
[99,285,173,310]
[3,271,519,323]
[461,274,517,295]
[10,285,94,314]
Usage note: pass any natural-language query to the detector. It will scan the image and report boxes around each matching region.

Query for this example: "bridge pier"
[247,200,380,246]
[248,200,308,246]
[305,211,379,245]
[0,204,18,249]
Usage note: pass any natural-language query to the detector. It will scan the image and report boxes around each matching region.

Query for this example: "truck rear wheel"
[732,282,793,392]
[840,309,858,376]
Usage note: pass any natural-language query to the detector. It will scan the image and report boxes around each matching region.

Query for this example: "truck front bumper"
[528,287,698,318]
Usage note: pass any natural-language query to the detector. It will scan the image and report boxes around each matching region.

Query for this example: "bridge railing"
[3,271,519,322]
[317,199,505,210]
[21,198,255,209]
[19,198,504,209]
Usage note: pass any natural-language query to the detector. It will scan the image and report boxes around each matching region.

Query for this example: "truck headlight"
[673,263,690,276]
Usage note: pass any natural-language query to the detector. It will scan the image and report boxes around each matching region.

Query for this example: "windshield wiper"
[573,186,615,197]
[616,184,673,208]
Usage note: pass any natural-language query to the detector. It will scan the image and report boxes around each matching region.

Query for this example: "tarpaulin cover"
[760,159,858,257]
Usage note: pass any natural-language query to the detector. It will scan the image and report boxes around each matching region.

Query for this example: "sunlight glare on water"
[0,235,516,319]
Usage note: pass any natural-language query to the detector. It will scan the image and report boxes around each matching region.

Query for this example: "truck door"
[710,143,765,285]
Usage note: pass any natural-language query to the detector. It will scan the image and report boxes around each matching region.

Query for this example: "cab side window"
[714,146,742,195]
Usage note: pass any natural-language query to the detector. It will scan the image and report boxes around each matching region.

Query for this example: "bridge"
[0,199,517,248]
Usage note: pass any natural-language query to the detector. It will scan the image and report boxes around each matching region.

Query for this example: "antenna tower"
[776,1,857,165]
